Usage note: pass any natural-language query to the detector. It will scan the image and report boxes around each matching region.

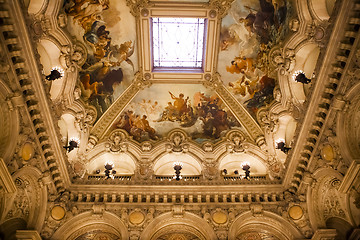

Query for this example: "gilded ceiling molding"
[126,0,151,17]
[203,73,265,145]
[208,0,236,19]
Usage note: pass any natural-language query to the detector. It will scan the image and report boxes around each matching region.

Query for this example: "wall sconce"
[46,66,64,81]
[104,161,116,179]
[173,162,183,181]
[276,139,291,154]
[241,162,250,180]
[292,70,311,84]
[63,138,80,152]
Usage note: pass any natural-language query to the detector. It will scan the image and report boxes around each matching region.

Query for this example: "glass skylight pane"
[152,17,205,68]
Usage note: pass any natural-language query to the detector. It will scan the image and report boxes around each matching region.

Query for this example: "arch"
[140,212,217,240]
[309,0,335,21]
[153,152,202,176]
[337,82,360,161]
[228,211,303,239]
[86,152,136,175]
[274,114,297,162]
[25,0,48,15]
[290,43,320,103]
[59,113,81,161]
[0,218,27,240]
[0,167,47,232]
[37,39,64,100]
[219,152,268,176]
[52,211,129,240]
[307,168,349,230]
[0,80,19,162]
[326,217,354,240]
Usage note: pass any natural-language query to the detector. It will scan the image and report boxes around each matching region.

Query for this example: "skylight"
[151,17,206,70]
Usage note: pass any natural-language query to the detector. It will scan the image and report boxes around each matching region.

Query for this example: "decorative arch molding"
[26,0,48,15]
[140,211,217,240]
[307,168,350,230]
[51,211,129,240]
[0,79,19,162]
[1,166,47,232]
[337,81,360,161]
[228,211,303,239]
[308,0,335,21]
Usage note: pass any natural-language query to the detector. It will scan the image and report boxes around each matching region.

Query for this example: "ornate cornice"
[284,0,360,193]
[0,0,70,192]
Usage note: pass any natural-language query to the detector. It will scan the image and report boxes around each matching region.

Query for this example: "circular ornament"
[321,144,335,161]
[212,211,227,224]
[288,205,303,220]
[51,205,66,220]
[21,142,34,161]
[129,211,145,225]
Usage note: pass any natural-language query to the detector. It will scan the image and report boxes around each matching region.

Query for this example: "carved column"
[311,229,337,240]
[16,230,41,240]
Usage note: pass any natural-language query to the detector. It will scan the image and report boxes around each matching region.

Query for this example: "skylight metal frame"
[150,17,207,72]
[137,4,220,83]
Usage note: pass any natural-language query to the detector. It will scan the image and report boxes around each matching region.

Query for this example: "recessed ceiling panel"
[63,0,138,120]
[112,84,243,143]
[217,0,292,118]
[151,17,206,69]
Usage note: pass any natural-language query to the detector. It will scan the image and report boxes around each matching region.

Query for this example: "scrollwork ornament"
[269,47,295,75]
[202,142,213,152]
[266,156,283,178]
[75,108,97,133]
[105,130,128,153]
[209,0,236,19]
[227,132,245,153]
[59,43,87,70]
[257,110,279,134]
[202,72,223,90]
[126,0,151,17]
[141,141,152,151]
[305,21,327,47]
[133,71,152,90]
[166,131,189,152]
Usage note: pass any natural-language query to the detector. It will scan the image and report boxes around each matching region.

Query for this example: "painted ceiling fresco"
[113,84,242,143]
[218,0,292,116]
[63,0,138,119]
[63,0,293,144]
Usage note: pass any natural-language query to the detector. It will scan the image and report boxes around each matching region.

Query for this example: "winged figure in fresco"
[108,41,135,71]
